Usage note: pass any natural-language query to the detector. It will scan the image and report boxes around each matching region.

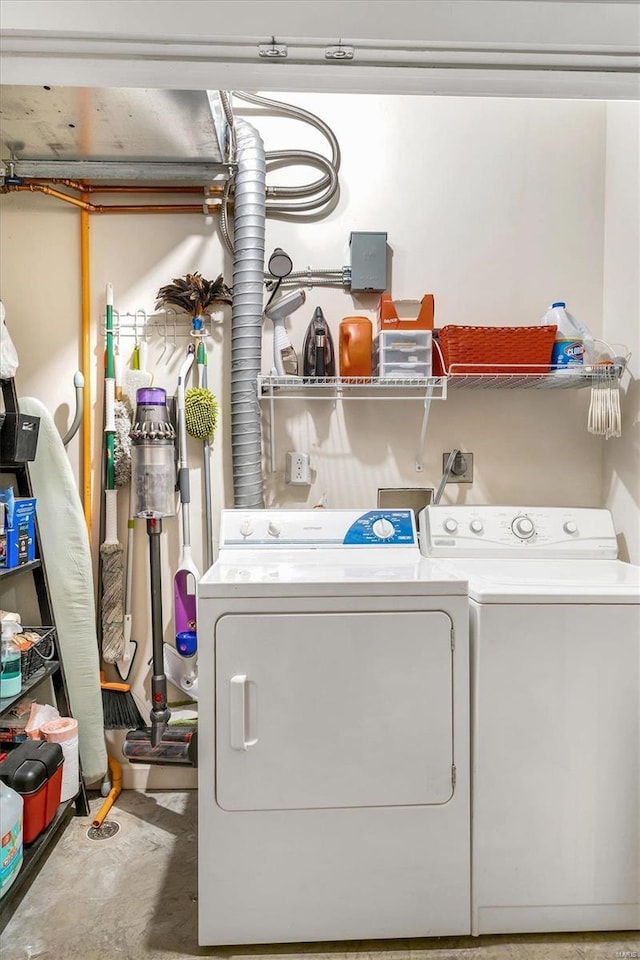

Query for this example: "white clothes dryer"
[419,504,640,936]
[197,509,470,945]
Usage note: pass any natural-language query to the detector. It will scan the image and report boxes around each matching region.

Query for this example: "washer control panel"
[419,505,618,559]
[221,509,418,548]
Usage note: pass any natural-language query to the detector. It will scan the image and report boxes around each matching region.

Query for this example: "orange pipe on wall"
[2,180,221,531]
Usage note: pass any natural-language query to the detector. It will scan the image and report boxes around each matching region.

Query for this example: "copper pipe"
[80,191,92,533]
[4,184,219,214]
[3,182,93,209]
[95,204,213,214]
[30,179,224,196]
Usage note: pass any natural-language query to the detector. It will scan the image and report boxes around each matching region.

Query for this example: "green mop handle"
[197,337,214,570]
[105,283,116,493]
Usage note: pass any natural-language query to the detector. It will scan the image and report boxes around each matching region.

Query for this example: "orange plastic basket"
[434,324,557,375]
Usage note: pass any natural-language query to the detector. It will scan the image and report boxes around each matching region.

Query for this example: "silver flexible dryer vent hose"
[231,119,266,508]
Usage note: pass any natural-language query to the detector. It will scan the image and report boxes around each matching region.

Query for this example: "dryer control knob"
[443,518,458,534]
[512,516,535,539]
[239,519,253,538]
[470,519,484,534]
[268,521,282,538]
[563,521,578,535]
[372,518,395,540]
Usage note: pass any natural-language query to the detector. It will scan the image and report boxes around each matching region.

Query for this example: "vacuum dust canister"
[130,388,177,519]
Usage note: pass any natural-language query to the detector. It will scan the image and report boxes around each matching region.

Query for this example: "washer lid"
[437,558,640,603]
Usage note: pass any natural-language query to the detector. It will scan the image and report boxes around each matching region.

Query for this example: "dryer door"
[215,610,454,810]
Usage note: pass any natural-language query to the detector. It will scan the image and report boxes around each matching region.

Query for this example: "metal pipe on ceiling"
[30,179,226,196]
[2,184,220,214]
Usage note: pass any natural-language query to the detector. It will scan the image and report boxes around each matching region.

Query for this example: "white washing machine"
[197,508,470,945]
[419,504,640,936]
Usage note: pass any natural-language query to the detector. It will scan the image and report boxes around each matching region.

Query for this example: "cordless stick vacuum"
[123,387,197,766]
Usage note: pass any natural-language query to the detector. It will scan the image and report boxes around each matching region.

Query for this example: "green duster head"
[184,387,218,441]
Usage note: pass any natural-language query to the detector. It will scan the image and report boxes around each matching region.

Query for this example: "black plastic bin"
[0,412,40,462]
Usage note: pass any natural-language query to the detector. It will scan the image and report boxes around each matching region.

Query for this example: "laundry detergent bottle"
[542,301,592,369]
[0,781,23,898]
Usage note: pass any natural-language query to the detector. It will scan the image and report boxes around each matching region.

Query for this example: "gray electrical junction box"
[349,231,388,292]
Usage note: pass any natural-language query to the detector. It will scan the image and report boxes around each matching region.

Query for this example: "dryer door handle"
[230,674,258,751]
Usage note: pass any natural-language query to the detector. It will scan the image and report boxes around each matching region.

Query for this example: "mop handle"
[104,283,116,491]
[177,346,195,549]
[147,518,170,747]
[197,339,214,570]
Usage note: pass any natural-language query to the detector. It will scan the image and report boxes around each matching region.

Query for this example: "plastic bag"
[26,702,60,740]
[0,301,19,378]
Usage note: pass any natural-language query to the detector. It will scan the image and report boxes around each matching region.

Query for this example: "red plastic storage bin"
[0,740,63,843]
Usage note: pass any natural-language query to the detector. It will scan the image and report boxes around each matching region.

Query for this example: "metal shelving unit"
[257,374,448,400]
[0,377,89,932]
[0,659,60,716]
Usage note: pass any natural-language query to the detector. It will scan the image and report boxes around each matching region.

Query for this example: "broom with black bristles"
[100,670,146,730]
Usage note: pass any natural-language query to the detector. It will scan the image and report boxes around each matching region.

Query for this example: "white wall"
[603,101,640,564]
[0,92,624,786]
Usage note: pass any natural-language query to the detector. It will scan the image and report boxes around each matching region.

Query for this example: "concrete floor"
[2,791,639,960]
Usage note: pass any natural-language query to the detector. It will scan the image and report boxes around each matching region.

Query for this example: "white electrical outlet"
[285,451,311,485]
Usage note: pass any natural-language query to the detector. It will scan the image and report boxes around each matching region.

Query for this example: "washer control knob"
[443,518,458,534]
[372,518,395,540]
[470,519,484,534]
[239,519,253,538]
[563,521,578,535]
[512,516,535,539]
[267,521,282,538]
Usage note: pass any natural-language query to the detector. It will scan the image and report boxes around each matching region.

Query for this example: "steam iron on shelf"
[302,307,336,378]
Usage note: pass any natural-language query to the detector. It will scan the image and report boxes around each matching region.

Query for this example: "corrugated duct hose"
[218,92,342,507]
[229,118,267,508]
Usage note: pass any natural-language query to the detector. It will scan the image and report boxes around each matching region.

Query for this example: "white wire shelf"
[258,363,626,398]
[257,375,448,400]
[445,362,626,389]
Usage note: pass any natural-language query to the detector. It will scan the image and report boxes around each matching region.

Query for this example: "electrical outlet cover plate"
[285,451,311,485]
[442,452,473,483]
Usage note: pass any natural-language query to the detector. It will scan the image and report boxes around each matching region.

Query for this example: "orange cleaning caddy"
[377,293,434,331]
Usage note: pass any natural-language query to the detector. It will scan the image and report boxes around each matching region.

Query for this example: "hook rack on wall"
[100,309,222,341]
[99,308,226,369]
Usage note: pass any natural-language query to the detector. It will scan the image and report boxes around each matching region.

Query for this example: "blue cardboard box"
[0,497,37,568]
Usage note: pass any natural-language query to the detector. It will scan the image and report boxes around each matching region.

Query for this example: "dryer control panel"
[220,509,417,548]
[419,505,618,559]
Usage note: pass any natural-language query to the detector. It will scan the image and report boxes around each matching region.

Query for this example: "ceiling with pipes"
[0,86,228,183]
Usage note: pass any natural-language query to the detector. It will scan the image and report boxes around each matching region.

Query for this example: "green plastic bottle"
[0,619,22,698]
